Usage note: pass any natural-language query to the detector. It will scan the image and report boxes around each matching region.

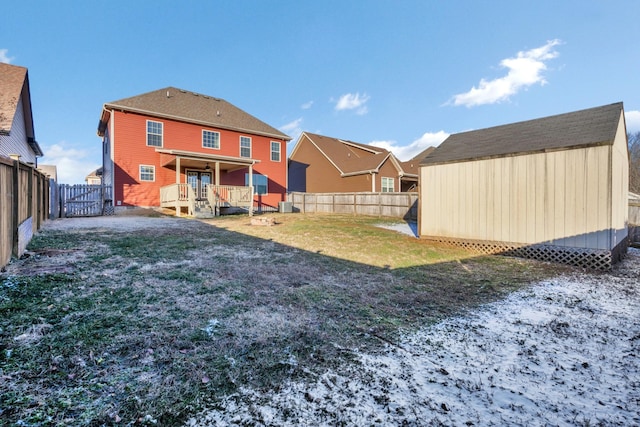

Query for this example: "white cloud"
[334,92,370,115]
[449,39,561,107]
[0,49,14,64]
[625,110,640,134]
[39,143,101,184]
[280,118,304,147]
[301,101,314,110]
[369,131,449,161]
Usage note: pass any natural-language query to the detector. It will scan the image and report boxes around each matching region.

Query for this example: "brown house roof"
[401,146,436,176]
[0,62,42,156]
[421,102,624,166]
[299,132,395,176]
[98,87,290,141]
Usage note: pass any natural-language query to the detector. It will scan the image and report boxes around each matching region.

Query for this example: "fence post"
[11,161,19,256]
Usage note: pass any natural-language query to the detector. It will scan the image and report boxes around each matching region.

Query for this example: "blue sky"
[2,0,639,183]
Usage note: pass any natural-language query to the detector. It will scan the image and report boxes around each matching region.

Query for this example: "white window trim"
[381,177,394,192]
[270,141,281,162]
[240,136,252,158]
[246,173,268,195]
[139,164,156,182]
[146,120,163,147]
[202,130,221,150]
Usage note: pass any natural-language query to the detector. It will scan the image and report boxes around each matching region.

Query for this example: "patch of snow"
[375,221,418,237]
[202,319,221,337]
[188,249,640,426]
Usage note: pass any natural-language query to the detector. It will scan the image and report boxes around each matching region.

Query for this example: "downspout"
[371,171,376,192]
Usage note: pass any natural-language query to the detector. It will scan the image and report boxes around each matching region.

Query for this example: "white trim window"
[381,177,394,192]
[140,165,155,182]
[146,120,163,147]
[240,136,251,158]
[270,141,281,162]
[246,173,267,195]
[202,130,220,149]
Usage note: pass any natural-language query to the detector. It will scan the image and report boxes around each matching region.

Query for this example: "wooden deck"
[160,184,253,217]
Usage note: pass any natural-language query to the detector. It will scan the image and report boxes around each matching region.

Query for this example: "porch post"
[215,162,220,185]
[175,157,181,217]
[248,163,254,216]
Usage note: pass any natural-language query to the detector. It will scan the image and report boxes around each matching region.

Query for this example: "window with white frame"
[240,136,251,158]
[270,141,281,162]
[146,120,163,147]
[202,130,220,149]
[246,173,267,195]
[381,177,394,192]
[140,165,155,182]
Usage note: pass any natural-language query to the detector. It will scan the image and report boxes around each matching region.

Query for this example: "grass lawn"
[0,213,568,425]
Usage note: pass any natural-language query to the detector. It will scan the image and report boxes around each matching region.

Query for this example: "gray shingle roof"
[101,87,290,140]
[421,102,624,166]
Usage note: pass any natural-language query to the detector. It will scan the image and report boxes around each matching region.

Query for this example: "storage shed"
[419,102,629,270]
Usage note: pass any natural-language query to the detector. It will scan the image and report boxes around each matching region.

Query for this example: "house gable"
[289,131,419,193]
[0,63,42,162]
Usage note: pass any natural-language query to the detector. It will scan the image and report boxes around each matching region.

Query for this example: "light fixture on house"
[205,163,211,170]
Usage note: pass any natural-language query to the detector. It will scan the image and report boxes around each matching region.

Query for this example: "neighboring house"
[399,146,435,191]
[419,102,628,270]
[0,62,43,164]
[85,167,102,185]
[97,87,291,216]
[288,132,418,193]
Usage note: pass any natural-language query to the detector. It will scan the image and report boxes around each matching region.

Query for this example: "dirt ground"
[3,214,638,426]
[187,249,640,426]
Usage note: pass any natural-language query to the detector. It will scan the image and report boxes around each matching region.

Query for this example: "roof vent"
[217,110,221,117]
[166,90,170,98]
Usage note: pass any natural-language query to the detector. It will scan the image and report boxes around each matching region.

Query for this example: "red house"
[97,87,291,216]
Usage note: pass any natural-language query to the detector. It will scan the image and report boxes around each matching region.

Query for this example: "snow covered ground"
[188,248,640,426]
[375,221,418,237]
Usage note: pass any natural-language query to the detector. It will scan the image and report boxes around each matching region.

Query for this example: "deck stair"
[193,199,215,219]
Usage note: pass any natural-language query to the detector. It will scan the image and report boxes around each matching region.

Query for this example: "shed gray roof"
[421,102,624,166]
[99,87,290,140]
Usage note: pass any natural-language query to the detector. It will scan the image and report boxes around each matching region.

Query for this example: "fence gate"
[59,184,113,217]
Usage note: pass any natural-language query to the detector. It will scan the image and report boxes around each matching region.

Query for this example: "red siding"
[111,111,287,208]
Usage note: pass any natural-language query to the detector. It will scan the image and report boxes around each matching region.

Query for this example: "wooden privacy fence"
[59,184,114,217]
[287,191,418,220]
[630,201,640,244]
[1,157,50,268]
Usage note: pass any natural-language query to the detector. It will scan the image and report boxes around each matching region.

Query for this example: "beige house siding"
[420,142,621,251]
[0,96,36,164]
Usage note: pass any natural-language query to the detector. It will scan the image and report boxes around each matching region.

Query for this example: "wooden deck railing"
[161,184,254,216]
[207,185,254,216]
[160,183,195,216]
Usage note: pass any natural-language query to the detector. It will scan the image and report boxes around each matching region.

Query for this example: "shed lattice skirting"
[421,236,629,271]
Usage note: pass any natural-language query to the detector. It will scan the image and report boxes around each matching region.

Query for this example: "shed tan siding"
[610,111,629,248]
[419,144,619,250]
